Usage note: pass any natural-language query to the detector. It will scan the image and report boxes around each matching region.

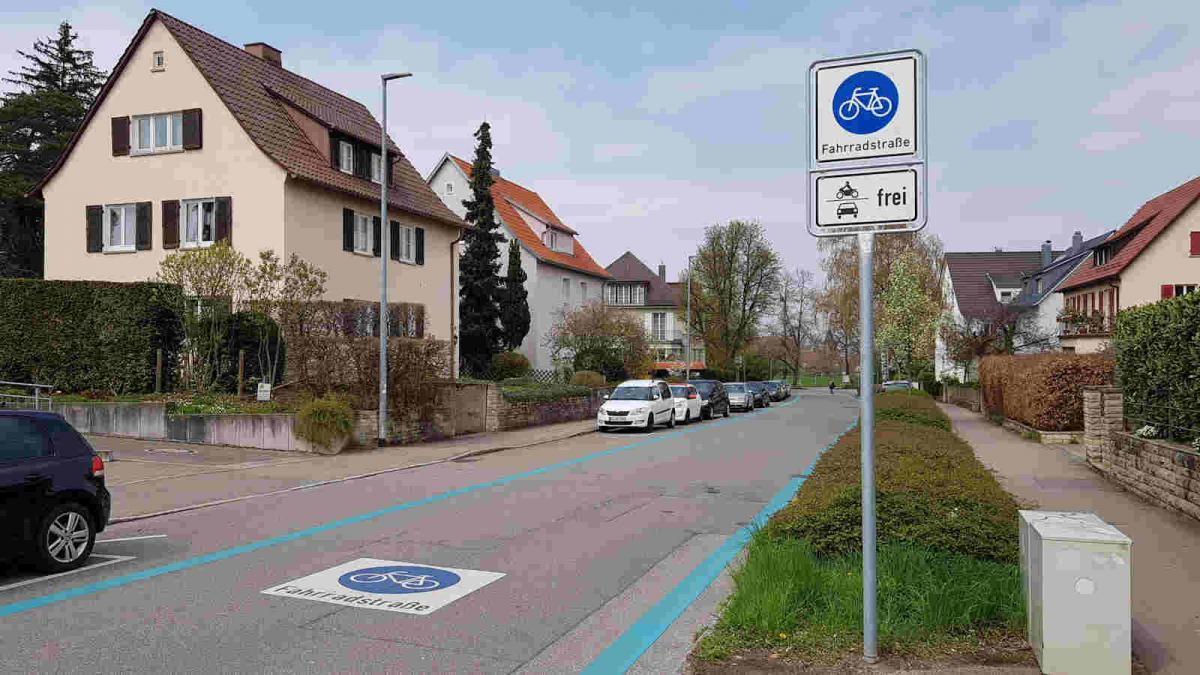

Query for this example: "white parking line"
[96,534,167,544]
[0,555,135,593]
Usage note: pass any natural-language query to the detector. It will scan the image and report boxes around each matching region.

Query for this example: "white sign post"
[806,49,927,664]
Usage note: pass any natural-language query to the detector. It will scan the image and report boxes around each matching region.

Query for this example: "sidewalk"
[942,403,1200,675]
[92,419,595,522]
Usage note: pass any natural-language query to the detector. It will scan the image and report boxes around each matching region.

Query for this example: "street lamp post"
[685,255,694,382]
[378,72,412,446]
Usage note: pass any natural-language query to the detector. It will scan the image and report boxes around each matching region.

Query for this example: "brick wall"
[1083,385,1200,522]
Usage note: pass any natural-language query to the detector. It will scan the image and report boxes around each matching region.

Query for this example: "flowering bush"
[1133,425,1160,439]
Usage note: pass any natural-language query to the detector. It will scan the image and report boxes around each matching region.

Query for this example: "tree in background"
[771,268,819,380]
[0,22,106,277]
[457,122,503,376]
[498,239,530,352]
[689,220,782,371]
[877,253,940,381]
[545,303,651,382]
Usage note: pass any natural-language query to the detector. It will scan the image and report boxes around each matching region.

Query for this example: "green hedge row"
[1114,292,1200,439]
[0,279,185,394]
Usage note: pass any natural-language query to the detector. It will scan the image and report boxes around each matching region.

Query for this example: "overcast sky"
[4,0,1198,280]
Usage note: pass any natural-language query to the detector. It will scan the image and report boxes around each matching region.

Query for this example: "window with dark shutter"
[372,216,382,257]
[1191,232,1200,256]
[1162,284,1175,300]
[415,227,425,265]
[86,205,103,252]
[390,220,400,261]
[111,117,130,156]
[135,202,152,250]
[182,108,203,149]
[214,196,232,243]
[162,200,180,249]
[342,208,354,251]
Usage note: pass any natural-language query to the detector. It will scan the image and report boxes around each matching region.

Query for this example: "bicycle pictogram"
[831,70,899,135]
[837,87,893,121]
[337,565,462,594]
[348,571,442,590]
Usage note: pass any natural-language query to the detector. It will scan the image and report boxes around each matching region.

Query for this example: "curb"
[109,424,597,525]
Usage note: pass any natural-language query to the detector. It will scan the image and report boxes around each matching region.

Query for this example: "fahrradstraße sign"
[811,50,923,167]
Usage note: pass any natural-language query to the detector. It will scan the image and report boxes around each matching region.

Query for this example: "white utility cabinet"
[1019,510,1131,674]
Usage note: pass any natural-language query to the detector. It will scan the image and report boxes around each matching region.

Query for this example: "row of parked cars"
[596,378,792,432]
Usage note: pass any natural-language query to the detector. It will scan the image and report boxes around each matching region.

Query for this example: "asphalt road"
[0,390,858,674]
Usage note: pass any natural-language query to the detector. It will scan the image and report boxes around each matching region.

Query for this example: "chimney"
[1072,230,1083,251]
[244,42,282,67]
[489,167,501,178]
[658,264,666,281]
[1041,240,1052,267]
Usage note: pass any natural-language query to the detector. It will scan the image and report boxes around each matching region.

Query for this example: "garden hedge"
[0,279,185,394]
[1113,292,1200,438]
[979,353,1113,431]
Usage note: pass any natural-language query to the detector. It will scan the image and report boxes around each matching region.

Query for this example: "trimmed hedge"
[769,419,1020,563]
[501,382,591,403]
[570,370,606,387]
[1114,292,1200,439]
[979,354,1113,431]
[489,351,531,380]
[0,279,185,393]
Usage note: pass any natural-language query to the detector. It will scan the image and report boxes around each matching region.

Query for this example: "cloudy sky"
[3,0,1197,279]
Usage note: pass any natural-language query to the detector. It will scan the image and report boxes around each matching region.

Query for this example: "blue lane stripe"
[0,398,798,619]
[581,417,858,675]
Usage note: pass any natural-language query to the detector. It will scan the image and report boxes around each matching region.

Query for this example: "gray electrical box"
[1019,511,1131,674]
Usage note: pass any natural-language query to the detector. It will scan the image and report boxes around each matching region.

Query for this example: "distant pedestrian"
[828,380,836,394]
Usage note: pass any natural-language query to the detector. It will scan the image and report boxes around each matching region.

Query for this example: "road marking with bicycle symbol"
[262,558,505,615]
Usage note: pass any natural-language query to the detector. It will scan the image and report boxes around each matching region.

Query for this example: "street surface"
[0,390,857,673]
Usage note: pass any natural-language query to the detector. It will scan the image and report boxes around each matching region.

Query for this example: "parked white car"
[597,380,676,432]
[669,384,704,424]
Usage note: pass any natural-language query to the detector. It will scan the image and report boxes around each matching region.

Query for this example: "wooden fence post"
[238,349,246,398]
[155,349,163,393]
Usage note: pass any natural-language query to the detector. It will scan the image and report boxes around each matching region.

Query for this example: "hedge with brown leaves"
[980,353,1113,431]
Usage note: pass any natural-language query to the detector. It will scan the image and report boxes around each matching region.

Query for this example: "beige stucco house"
[603,252,705,377]
[1058,175,1200,353]
[32,10,464,343]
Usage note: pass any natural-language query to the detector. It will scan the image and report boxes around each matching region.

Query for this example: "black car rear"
[746,381,770,408]
[688,380,730,419]
[0,411,110,572]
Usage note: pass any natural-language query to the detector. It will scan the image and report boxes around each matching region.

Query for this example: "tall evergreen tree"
[498,238,531,351]
[0,21,106,277]
[457,122,503,375]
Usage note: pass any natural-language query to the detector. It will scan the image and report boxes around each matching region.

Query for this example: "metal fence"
[0,380,55,411]
[1125,399,1200,443]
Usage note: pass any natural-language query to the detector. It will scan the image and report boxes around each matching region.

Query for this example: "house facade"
[33,10,465,343]
[604,252,705,377]
[426,155,610,370]
[1058,175,1200,354]
[1011,231,1113,351]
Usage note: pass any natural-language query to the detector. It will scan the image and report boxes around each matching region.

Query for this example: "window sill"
[102,247,137,254]
[130,147,184,157]
[151,67,165,73]
[352,249,374,257]
[180,242,215,250]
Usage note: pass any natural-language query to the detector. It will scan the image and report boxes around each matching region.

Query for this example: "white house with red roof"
[1058,175,1200,353]
[426,154,610,369]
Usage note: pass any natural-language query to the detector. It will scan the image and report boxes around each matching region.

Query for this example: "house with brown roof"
[603,252,705,376]
[426,154,609,369]
[1058,175,1200,353]
[32,10,465,344]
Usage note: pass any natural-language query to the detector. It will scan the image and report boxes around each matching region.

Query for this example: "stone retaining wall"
[485,386,607,432]
[942,385,981,412]
[1001,417,1083,445]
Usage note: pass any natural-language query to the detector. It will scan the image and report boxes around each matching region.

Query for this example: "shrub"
[1114,292,1200,440]
[295,394,355,447]
[214,311,286,392]
[0,279,185,394]
[979,353,1113,431]
[769,420,1020,563]
[570,370,606,387]
[876,407,950,431]
[501,382,591,403]
[489,351,531,380]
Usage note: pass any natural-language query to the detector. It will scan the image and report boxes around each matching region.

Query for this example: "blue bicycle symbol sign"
[338,565,461,594]
[832,70,898,135]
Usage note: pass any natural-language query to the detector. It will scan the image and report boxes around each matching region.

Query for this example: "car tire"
[598,426,609,433]
[30,502,96,574]
[644,412,655,432]
[702,405,711,421]
[684,409,691,424]
[723,404,730,418]
[667,410,676,428]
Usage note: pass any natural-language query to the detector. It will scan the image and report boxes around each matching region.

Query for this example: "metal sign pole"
[858,231,877,663]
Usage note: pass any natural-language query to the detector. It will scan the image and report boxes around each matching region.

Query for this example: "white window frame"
[370,153,382,184]
[353,212,372,254]
[396,223,416,263]
[131,112,183,155]
[445,182,455,195]
[580,281,588,301]
[1175,284,1198,297]
[103,203,137,253]
[152,51,165,70]
[562,277,570,302]
[180,199,216,249]
[339,141,355,175]
[651,312,667,341]
[1094,246,1111,266]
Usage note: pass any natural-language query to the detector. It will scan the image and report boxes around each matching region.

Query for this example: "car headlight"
[636,406,649,414]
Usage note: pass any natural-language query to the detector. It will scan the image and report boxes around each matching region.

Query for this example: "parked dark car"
[765,380,788,401]
[746,381,770,408]
[0,411,110,573]
[688,380,730,419]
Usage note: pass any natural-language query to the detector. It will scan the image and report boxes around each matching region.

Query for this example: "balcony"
[1058,312,1114,338]
[650,329,687,344]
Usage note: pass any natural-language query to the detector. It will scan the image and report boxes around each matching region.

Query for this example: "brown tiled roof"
[449,156,608,278]
[944,251,1045,321]
[34,10,463,229]
[1060,175,1200,292]
[605,251,677,306]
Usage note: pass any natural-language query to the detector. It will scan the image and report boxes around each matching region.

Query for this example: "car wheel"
[31,502,95,573]
[598,425,608,433]
[667,410,676,428]
[644,412,655,432]
[723,404,730,418]
[684,409,691,424]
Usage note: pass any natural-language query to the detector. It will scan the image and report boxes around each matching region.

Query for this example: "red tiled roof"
[943,251,1045,321]
[34,10,463,229]
[1059,175,1200,292]
[449,156,608,278]
[606,251,677,306]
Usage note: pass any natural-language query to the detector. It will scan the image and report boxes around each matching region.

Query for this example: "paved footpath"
[1,390,858,673]
[943,403,1200,675]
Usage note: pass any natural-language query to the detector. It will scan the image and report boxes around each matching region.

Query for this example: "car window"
[726,383,745,392]
[670,386,689,397]
[659,383,671,399]
[610,386,654,401]
[693,382,715,396]
[43,416,93,457]
[0,417,48,462]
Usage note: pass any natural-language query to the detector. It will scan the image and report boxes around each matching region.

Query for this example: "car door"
[0,416,54,549]
[656,382,673,418]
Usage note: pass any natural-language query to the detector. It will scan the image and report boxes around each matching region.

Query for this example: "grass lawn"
[694,535,1026,665]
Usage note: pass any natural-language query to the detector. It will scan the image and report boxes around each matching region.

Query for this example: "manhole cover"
[146,448,197,455]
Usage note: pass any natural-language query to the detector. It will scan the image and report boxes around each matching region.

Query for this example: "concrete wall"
[165,413,296,451]
[42,19,287,281]
[55,402,168,440]
[1060,335,1110,354]
[942,385,981,412]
